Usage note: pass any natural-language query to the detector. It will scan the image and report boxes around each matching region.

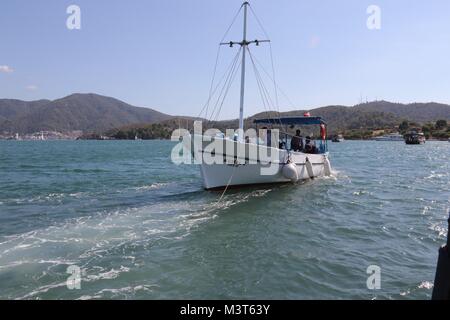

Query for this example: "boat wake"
[0,182,276,299]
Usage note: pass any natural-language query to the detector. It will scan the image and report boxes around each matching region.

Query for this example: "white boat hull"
[200,159,329,190]
[186,136,331,190]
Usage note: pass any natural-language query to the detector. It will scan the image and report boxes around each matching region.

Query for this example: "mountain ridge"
[0,93,172,134]
[1,94,449,135]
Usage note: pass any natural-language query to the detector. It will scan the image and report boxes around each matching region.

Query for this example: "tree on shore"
[436,119,447,130]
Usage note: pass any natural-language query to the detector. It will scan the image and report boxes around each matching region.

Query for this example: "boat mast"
[220,2,270,142]
[238,2,249,141]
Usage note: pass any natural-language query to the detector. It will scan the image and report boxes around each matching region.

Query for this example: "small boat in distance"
[373,133,404,141]
[404,131,426,145]
[332,134,344,143]
[7,133,22,141]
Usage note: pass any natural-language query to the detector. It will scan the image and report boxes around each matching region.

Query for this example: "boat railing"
[276,130,328,154]
[210,129,328,154]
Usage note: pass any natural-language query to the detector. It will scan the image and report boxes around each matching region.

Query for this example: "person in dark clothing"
[304,136,318,154]
[290,129,303,152]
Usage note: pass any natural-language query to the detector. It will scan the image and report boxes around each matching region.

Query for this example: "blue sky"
[1,0,450,120]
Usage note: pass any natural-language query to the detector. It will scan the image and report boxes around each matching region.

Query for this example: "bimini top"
[254,116,326,126]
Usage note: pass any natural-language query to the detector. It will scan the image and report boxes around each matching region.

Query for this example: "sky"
[1,0,450,120]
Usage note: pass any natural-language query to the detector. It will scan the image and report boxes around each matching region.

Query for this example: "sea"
[0,140,449,299]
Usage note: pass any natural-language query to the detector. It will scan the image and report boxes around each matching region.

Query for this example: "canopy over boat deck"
[253,116,327,126]
[253,116,329,154]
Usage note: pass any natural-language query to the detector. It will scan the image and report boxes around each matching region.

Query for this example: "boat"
[184,2,332,190]
[404,131,426,145]
[373,133,404,141]
[332,134,344,143]
[6,133,22,141]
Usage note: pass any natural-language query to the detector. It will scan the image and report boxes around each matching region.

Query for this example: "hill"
[2,93,449,139]
[354,101,450,122]
[0,93,172,134]
[109,101,450,140]
[250,105,401,133]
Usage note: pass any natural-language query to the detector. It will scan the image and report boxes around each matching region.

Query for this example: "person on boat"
[304,136,318,154]
[245,136,250,144]
[290,129,303,152]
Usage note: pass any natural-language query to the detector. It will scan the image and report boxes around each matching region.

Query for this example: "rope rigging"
[197,2,297,136]
[247,52,296,109]
[248,5,280,111]
[247,47,284,130]
[198,5,243,120]
[208,47,242,125]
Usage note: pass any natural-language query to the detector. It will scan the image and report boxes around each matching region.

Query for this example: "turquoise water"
[0,140,449,300]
